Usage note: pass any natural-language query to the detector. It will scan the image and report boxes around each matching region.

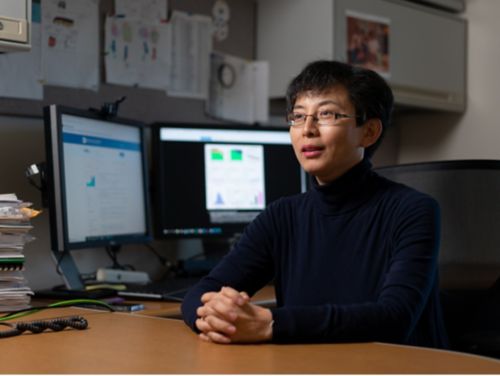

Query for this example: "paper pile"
[0,193,39,312]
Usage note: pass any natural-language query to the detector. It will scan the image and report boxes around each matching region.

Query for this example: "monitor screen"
[151,124,306,239]
[44,105,152,252]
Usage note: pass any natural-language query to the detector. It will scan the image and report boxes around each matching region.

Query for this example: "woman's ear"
[361,118,383,148]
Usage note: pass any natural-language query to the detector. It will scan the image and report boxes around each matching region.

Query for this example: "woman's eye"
[319,111,335,118]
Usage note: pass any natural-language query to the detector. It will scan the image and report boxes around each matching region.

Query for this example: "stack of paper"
[0,193,39,312]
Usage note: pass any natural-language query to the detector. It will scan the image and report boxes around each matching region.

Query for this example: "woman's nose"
[302,115,319,136]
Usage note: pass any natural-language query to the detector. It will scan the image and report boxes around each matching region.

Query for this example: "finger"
[195,318,212,333]
[201,291,218,303]
[202,291,237,311]
[220,286,240,298]
[197,304,217,318]
[197,312,235,334]
[235,291,250,306]
[205,314,237,335]
[220,286,248,306]
[206,330,232,344]
[199,333,212,342]
[207,300,238,321]
[203,295,239,321]
[240,291,250,301]
[199,304,236,324]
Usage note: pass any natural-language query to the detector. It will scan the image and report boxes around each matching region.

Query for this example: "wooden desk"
[1,306,500,373]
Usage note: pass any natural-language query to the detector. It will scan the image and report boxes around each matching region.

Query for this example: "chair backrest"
[375,160,500,289]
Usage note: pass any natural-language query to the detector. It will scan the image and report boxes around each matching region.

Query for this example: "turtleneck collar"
[310,158,377,215]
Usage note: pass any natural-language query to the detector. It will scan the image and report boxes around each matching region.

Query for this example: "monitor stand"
[50,248,85,290]
[34,249,116,299]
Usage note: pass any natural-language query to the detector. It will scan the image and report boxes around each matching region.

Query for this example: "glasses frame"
[287,112,364,128]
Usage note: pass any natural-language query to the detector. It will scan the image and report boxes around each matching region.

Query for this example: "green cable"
[0,299,115,322]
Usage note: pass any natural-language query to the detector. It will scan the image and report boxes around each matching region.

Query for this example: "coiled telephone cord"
[0,315,88,338]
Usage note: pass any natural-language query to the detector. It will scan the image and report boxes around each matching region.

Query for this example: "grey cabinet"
[257,0,466,112]
[0,0,31,51]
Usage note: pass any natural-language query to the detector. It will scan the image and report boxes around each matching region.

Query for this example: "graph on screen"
[204,143,265,211]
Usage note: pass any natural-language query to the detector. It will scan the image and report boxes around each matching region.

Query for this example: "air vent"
[404,0,465,13]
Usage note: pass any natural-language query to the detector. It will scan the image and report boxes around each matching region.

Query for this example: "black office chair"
[375,160,500,358]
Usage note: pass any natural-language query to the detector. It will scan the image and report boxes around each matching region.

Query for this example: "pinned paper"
[206,52,269,124]
[41,0,100,90]
[167,11,213,99]
[104,17,172,89]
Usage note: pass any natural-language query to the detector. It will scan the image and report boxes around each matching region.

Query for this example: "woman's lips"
[302,145,323,158]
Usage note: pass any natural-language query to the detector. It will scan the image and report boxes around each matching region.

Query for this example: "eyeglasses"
[287,111,362,128]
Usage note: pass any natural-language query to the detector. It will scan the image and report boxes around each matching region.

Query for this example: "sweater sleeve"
[181,207,277,332]
[271,194,441,344]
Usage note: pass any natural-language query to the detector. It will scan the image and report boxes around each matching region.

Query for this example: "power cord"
[0,299,114,322]
[105,245,135,271]
[143,243,177,270]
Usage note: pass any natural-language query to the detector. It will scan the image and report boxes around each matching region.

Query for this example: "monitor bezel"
[150,122,305,240]
[44,104,152,252]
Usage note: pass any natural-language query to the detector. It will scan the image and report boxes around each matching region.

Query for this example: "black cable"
[105,245,135,271]
[0,316,88,338]
[26,175,42,191]
[144,243,171,267]
[143,244,186,279]
[105,246,121,269]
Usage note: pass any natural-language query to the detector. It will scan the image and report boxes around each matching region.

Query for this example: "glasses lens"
[287,113,302,126]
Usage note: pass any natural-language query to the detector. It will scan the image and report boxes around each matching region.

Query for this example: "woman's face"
[289,86,367,185]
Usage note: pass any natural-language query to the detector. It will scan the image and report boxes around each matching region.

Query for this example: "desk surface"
[2,305,500,373]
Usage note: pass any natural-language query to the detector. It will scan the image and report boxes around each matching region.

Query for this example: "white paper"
[251,61,270,124]
[168,11,213,99]
[104,17,172,89]
[0,194,19,202]
[114,0,168,22]
[0,23,43,100]
[41,0,100,90]
[206,52,269,124]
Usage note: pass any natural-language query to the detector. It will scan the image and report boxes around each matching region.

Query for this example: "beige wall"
[398,0,500,163]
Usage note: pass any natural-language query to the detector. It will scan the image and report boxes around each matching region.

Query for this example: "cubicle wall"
[0,0,256,123]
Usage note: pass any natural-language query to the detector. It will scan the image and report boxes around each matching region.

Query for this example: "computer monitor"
[43,105,152,290]
[151,123,306,257]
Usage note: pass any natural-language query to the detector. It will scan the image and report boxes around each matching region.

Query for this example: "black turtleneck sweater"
[181,159,449,348]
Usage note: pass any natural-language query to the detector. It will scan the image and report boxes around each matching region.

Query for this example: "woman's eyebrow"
[316,100,342,107]
[293,100,343,110]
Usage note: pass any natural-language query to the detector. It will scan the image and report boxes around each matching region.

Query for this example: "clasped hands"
[195,286,273,344]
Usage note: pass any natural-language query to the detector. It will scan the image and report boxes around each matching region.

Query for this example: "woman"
[181,60,449,349]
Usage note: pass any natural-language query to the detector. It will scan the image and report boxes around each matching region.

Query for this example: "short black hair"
[285,60,394,159]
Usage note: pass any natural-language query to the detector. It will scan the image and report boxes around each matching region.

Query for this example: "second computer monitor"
[151,124,306,239]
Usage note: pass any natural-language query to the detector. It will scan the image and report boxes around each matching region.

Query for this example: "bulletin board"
[0,0,256,124]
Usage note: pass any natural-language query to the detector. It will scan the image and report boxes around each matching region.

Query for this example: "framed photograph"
[346,10,390,77]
